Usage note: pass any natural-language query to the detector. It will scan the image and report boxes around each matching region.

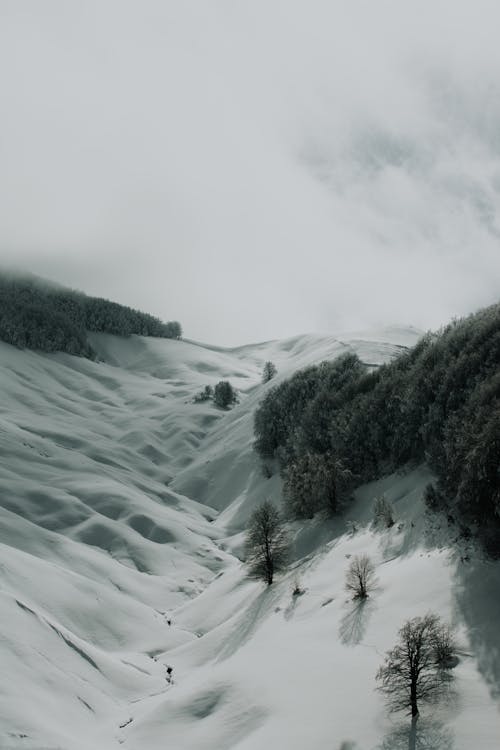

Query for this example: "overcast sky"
[1,1,500,345]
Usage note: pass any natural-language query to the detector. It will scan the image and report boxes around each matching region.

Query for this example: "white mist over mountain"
[1,1,500,343]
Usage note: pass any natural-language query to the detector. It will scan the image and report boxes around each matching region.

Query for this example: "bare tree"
[432,622,458,668]
[373,495,395,528]
[345,554,376,599]
[245,501,289,585]
[376,614,455,718]
[291,576,304,597]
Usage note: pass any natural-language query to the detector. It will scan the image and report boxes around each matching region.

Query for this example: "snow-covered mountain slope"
[1,328,498,750]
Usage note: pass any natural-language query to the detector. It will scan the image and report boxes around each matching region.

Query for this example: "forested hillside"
[0,272,181,357]
[254,303,500,556]
[1,325,498,748]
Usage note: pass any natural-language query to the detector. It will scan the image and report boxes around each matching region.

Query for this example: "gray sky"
[1,1,500,345]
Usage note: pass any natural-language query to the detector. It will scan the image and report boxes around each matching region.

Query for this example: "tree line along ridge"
[0,272,182,358]
[253,302,500,557]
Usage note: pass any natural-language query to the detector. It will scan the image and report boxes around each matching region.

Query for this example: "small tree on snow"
[262,361,277,383]
[376,613,456,718]
[194,384,213,402]
[245,500,289,585]
[345,554,376,599]
[373,496,395,528]
[213,380,237,409]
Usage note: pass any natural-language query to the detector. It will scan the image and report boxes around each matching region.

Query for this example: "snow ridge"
[1,328,498,749]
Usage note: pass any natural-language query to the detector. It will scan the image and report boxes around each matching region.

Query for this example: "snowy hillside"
[1,328,499,750]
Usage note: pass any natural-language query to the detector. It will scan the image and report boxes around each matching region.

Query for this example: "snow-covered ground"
[1,328,498,749]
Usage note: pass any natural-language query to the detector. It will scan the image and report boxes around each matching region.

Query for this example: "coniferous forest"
[0,272,181,358]
[254,303,500,557]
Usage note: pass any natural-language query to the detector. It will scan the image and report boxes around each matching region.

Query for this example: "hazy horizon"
[2,1,500,345]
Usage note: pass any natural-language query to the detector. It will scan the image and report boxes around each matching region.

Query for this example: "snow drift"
[1,328,498,749]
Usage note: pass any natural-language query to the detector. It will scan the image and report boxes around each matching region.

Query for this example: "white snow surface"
[1,327,499,749]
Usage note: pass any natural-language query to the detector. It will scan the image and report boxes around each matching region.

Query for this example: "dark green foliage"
[262,360,277,383]
[254,364,324,459]
[245,500,289,585]
[253,303,500,554]
[165,321,182,339]
[0,272,181,357]
[423,484,446,513]
[456,406,500,524]
[283,451,353,518]
[254,354,364,462]
[194,385,213,403]
[477,525,500,559]
[373,496,395,528]
[213,380,237,409]
[194,381,237,408]
[0,302,93,357]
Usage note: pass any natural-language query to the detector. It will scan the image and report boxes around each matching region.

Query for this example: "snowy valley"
[1,328,499,750]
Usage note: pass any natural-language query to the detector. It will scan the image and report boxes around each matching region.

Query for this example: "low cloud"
[1,1,499,343]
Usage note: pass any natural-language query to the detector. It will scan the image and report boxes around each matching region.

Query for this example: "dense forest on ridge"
[0,272,181,358]
[254,303,500,557]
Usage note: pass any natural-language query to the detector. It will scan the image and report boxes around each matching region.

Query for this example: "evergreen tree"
[252,302,500,556]
[194,385,213,403]
[213,381,237,409]
[283,451,352,518]
[0,272,183,357]
[262,361,277,383]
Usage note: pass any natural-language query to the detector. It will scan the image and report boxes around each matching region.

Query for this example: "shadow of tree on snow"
[452,556,500,701]
[339,599,374,646]
[284,588,306,621]
[377,717,454,750]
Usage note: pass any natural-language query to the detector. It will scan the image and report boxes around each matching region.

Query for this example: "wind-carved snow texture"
[0,328,499,749]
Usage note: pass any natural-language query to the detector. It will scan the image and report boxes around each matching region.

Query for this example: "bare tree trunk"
[328,473,337,514]
[266,559,273,585]
[410,680,418,718]
[359,574,366,598]
[265,540,273,585]
[408,716,418,750]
